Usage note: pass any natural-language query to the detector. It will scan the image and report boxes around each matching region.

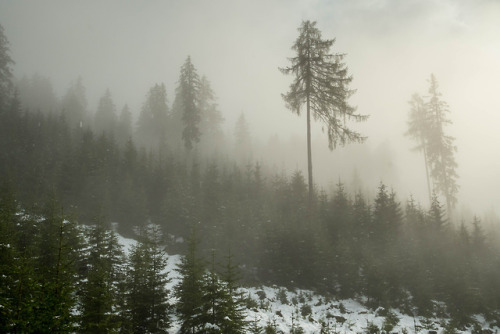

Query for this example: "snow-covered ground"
[117,234,499,333]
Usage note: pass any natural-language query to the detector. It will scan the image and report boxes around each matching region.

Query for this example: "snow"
[116,234,137,256]
[116,233,500,334]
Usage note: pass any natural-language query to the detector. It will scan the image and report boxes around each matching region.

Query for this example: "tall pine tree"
[405,93,432,205]
[281,20,367,206]
[175,56,201,151]
[425,74,459,217]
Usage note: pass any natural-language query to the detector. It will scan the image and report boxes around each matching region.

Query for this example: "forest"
[1,10,500,334]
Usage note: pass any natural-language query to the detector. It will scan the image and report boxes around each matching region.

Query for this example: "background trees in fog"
[406,75,459,217]
[0,24,13,111]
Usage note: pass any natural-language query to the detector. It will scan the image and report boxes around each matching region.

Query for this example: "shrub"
[365,321,380,334]
[277,288,289,305]
[300,304,312,317]
[382,310,399,332]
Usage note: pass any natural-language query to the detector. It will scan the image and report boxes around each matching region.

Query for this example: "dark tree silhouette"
[280,20,367,206]
[176,56,201,151]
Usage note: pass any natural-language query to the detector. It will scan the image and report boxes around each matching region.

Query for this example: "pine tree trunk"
[306,93,313,210]
[422,139,432,206]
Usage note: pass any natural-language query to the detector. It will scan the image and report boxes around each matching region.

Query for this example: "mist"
[1,0,500,217]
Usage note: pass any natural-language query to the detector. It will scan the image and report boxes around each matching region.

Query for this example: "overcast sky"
[1,0,500,218]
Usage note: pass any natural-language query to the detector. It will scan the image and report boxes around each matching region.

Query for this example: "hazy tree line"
[2,22,500,331]
[2,87,500,327]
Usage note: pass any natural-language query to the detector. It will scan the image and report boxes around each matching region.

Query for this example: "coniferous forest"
[1,10,500,334]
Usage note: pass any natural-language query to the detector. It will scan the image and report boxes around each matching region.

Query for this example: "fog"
[1,0,500,217]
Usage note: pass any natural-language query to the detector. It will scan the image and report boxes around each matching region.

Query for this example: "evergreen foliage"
[1,23,500,331]
[61,77,88,130]
[174,231,206,333]
[219,251,247,333]
[125,224,171,333]
[77,218,125,333]
[136,83,169,152]
[234,112,253,163]
[426,74,459,214]
[198,76,224,152]
[406,75,459,216]
[176,56,201,151]
[116,104,132,147]
[94,89,117,136]
[406,93,432,204]
[31,200,81,332]
[2,90,500,322]
[281,20,367,202]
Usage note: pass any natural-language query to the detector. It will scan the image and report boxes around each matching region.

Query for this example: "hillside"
[117,233,500,334]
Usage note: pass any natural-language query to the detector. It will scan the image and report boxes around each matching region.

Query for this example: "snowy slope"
[117,234,499,333]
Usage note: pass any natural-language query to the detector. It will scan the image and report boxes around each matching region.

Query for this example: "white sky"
[1,0,500,218]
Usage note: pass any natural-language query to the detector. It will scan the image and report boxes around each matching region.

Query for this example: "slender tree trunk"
[422,139,432,206]
[305,28,313,213]
[306,94,313,209]
[443,163,452,223]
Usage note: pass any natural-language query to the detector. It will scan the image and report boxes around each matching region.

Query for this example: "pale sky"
[1,0,500,219]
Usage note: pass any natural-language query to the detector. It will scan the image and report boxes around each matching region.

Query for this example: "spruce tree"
[201,251,228,333]
[199,76,224,151]
[351,192,371,243]
[330,182,358,298]
[8,206,39,332]
[406,93,432,205]
[281,20,367,206]
[425,74,459,217]
[31,201,81,332]
[116,104,132,147]
[371,184,402,246]
[94,89,117,136]
[471,216,485,250]
[248,316,264,334]
[78,218,125,333]
[428,192,447,232]
[219,251,247,333]
[175,56,201,151]
[136,83,169,151]
[125,224,171,333]
[61,77,88,131]
[364,184,403,306]
[174,230,206,333]
[233,112,252,164]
